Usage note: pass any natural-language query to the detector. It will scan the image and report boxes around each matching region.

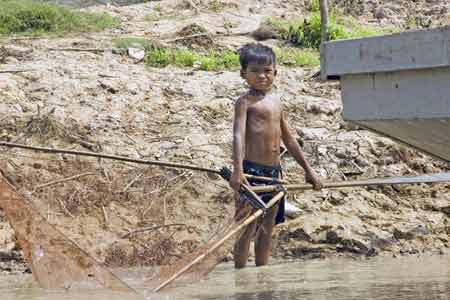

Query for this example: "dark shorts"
[243,160,285,225]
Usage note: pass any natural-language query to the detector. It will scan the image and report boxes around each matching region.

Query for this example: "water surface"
[2,256,450,300]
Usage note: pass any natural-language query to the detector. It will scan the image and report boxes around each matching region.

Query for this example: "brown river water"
[2,256,450,300]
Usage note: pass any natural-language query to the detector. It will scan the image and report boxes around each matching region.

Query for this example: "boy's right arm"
[230,97,249,192]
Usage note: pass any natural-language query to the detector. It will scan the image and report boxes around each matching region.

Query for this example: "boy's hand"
[305,171,322,191]
[230,170,249,192]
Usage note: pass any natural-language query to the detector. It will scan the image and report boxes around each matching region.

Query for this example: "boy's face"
[241,62,277,92]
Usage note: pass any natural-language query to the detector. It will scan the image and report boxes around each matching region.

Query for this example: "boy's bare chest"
[247,97,282,122]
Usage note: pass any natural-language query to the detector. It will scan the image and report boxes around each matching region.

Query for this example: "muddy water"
[2,256,450,300]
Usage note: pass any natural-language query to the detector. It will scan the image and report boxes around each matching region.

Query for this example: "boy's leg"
[254,203,278,266]
[233,220,257,269]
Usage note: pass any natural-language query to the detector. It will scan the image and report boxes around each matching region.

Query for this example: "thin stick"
[165,33,209,43]
[122,223,186,239]
[152,191,285,292]
[57,198,75,218]
[251,172,450,193]
[102,206,109,228]
[34,172,95,190]
[122,172,144,193]
[0,115,9,123]
[47,48,106,53]
[0,69,36,74]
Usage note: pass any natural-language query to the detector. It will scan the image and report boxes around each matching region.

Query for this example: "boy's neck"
[249,87,272,96]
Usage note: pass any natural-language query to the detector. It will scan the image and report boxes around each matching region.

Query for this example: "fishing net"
[0,144,240,293]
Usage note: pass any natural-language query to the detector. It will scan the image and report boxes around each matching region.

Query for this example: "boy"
[230,43,322,269]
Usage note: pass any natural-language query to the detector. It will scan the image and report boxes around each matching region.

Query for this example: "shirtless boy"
[230,43,322,269]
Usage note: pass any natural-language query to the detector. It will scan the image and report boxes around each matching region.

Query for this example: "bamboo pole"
[152,191,286,292]
[251,172,450,193]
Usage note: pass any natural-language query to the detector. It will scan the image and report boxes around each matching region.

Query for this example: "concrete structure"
[321,26,450,162]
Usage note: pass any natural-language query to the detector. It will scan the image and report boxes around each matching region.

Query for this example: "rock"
[98,80,119,94]
[297,127,329,140]
[355,157,371,168]
[364,229,396,250]
[304,96,340,115]
[334,149,349,159]
[365,247,378,257]
[440,206,450,216]
[251,24,279,41]
[336,131,360,142]
[393,224,429,240]
[326,230,340,244]
[336,239,369,254]
[4,57,19,64]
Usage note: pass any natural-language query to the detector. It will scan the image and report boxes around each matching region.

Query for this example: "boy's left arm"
[280,110,323,190]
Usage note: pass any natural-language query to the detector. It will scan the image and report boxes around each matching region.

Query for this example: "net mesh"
[0,147,238,292]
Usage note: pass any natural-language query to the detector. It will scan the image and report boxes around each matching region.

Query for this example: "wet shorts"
[243,160,285,225]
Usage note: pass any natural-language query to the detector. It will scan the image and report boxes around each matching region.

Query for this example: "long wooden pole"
[0,142,285,184]
[251,172,450,193]
[152,191,286,292]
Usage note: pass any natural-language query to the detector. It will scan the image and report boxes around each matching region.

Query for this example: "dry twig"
[0,69,36,74]
[47,48,106,53]
[58,198,75,218]
[122,172,144,193]
[34,172,95,191]
[122,223,186,239]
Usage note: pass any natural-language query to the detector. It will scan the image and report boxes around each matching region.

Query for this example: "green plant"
[199,57,217,71]
[274,47,320,67]
[218,50,240,69]
[209,0,224,12]
[174,50,197,67]
[0,0,118,36]
[293,51,320,66]
[154,3,161,12]
[145,48,171,67]
[307,0,320,12]
[287,13,348,48]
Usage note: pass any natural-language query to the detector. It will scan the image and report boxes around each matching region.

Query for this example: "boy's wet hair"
[239,43,276,70]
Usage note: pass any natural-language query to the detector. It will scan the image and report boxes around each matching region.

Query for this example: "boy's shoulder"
[234,91,251,107]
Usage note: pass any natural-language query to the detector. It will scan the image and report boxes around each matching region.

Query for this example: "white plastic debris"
[127,48,145,61]
[284,201,301,218]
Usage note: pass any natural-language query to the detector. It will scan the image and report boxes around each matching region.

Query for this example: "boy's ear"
[240,69,246,78]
